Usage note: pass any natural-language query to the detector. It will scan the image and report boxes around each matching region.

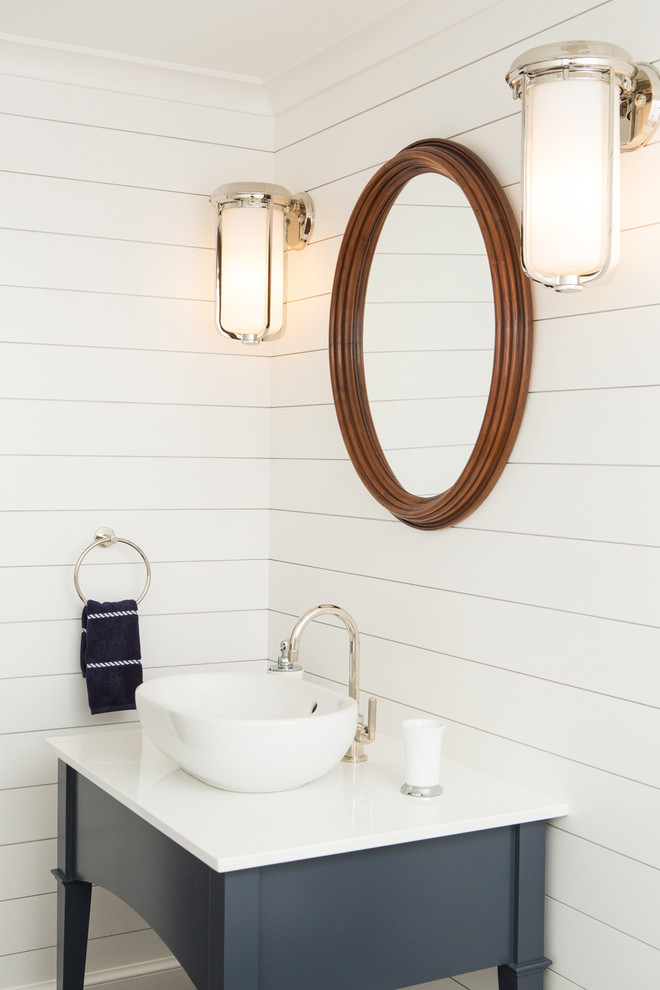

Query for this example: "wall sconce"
[506,41,660,291]
[209,182,314,344]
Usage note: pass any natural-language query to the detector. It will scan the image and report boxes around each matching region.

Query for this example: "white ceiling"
[0,0,419,82]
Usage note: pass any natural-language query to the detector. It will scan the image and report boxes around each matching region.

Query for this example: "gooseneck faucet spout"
[284,604,377,763]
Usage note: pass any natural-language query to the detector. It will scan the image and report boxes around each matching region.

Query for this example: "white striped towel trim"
[87,610,138,619]
[86,659,141,668]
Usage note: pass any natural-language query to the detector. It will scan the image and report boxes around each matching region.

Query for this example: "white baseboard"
[18,958,194,990]
[91,963,193,989]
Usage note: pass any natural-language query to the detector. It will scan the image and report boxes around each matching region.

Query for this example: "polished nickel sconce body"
[209,182,314,344]
[506,41,660,291]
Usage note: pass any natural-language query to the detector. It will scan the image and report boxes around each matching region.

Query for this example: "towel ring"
[74,528,151,605]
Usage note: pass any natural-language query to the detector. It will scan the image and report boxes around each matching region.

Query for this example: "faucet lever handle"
[367,696,377,742]
[360,697,377,744]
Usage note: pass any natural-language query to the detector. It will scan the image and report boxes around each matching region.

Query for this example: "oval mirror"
[329,139,533,529]
[363,172,495,497]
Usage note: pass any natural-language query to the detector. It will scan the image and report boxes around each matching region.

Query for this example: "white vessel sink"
[135,672,358,792]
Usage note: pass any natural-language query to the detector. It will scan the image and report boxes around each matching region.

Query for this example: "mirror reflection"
[363,173,495,496]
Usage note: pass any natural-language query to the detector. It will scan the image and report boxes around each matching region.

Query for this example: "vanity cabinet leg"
[208,869,261,990]
[497,822,551,990]
[52,870,92,990]
[498,959,551,990]
[55,761,93,990]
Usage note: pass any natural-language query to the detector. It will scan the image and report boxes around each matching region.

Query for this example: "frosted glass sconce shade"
[523,74,618,287]
[507,41,660,292]
[209,183,314,344]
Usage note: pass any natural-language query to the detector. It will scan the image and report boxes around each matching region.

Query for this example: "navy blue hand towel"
[80,599,143,714]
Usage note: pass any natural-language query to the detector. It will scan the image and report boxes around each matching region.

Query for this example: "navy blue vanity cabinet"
[52,740,563,990]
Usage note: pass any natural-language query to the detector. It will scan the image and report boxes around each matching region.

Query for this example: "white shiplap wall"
[2,0,659,987]
[270,3,660,990]
[0,41,274,990]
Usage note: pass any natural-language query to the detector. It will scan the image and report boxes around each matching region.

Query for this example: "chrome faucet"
[272,604,377,763]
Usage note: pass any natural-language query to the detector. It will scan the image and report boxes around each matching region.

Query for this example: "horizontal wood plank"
[0,610,269,681]
[0,228,213,299]
[269,510,660,626]
[1,660,267,735]
[270,457,660,548]
[0,509,269,567]
[0,286,235,354]
[0,402,271,458]
[545,899,660,990]
[0,172,213,248]
[0,785,56,845]
[1,72,274,148]
[0,929,177,990]
[271,609,658,786]
[0,838,56,899]
[0,113,272,194]
[273,0,611,142]
[0,559,269,623]
[546,829,660,950]
[268,557,660,711]
[0,341,270,407]
[0,886,150,957]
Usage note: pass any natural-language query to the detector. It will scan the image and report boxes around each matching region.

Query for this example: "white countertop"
[48,728,567,873]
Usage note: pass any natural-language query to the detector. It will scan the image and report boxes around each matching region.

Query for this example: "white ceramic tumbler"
[401,718,445,798]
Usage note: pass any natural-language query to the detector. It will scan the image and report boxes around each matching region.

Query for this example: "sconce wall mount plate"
[618,61,660,150]
[506,40,660,292]
[209,182,314,344]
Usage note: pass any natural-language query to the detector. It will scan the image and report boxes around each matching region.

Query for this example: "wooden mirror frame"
[329,138,533,529]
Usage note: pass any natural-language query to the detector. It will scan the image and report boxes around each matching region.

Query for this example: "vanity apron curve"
[50,730,567,990]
